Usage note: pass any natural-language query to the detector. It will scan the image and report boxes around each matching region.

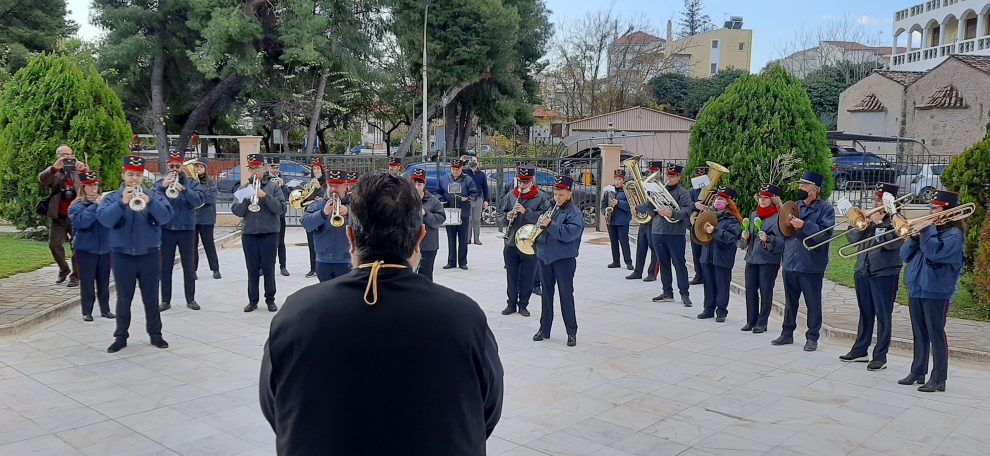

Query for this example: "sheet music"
[234,186,256,204]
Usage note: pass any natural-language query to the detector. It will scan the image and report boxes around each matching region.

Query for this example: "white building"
[779,41,905,79]
[890,0,990,71]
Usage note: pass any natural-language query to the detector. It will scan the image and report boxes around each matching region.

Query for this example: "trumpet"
[328,193,345,227]
[838,202,975,258]
[248,178,262,213]
[803,193,914,250]
[165,172,181,199]
[515,203,559,255]
[129,185,147,211]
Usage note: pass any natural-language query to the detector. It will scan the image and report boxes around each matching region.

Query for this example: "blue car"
[217,160,312,193]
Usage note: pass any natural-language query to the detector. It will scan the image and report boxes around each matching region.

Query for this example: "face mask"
[713,200,727,211]
[796,189,809,200]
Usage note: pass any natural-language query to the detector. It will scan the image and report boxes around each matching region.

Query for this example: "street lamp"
[442,93,449,158]
[606,121,615,144]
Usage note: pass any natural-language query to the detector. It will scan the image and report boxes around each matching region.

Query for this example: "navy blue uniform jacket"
[783,198,835,273]
[741,211,784,265]
[153,175,205,231]
[601,186,632,226]
[196,178,219,226]
[436,173,478,221]
[300,196,351,264]
[96,184,174,256]
[901,224,964,300]
[699,210,741,268]
[535,201,583,264]
[421,192,447,251]
[69,200,110,254]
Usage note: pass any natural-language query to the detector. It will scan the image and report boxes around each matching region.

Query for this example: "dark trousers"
[653,234,690,296]
[504,245,538,310]
[76,250,111,316]
[539,257,578,337]
[744,262,780,328]
[607,223,632,266]
[161,229,196,304]
[112,251,162,340]
[445,222,470,267]
[418,250,438,281]
[193,224,220,272]
[306,232,317,272]
[243,233,278,305]
[908,297,950,382]
[49,217,78,279]
[632,224,658,276]
[780,271,824,342]
[701,263,732,317]
[851,273,898,360]
[316,262,351,282]
[534,263,542,288]
[277,217,287,268]
[691,240,704,280]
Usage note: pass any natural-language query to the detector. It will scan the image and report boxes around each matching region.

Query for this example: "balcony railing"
[897,0,963,21]
[980,37,990,50]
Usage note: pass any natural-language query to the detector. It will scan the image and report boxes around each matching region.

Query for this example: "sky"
[67,0,900,71]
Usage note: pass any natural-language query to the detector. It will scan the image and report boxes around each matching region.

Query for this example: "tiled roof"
[847,93,886,112]
[875,70,924,86]
[916,85,968,110]
[533,105,565,119]
[613,31,663,45]
[824,41,872,51]
[952,54,990,75]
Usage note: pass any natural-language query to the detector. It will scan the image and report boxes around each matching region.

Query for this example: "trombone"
[802,193,913,250]
[837,202,976,259]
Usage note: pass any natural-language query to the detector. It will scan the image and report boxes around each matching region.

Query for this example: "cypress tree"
[941,122,990,269]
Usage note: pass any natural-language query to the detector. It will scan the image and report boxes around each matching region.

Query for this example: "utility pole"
[421,0,430,162]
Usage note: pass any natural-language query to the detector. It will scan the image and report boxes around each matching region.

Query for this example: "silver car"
[895,164,946,203]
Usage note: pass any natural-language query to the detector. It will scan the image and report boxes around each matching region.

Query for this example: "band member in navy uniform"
[265,156,291,276]
[260,172,502,455]
[232,153,287,312]
[697,186,742,318]
[68,171,114,321]
[97,155,174,353]
[898,190,965,393]
[154,151,205,312]
[500,166,551,317]
[840,183,905,371]
[304,157,327,278]
[627,161,662,282]
[688,165,709,284]
[639,163,695,306]
[772,171,835,352]
[193,158,222,279]
[740,184,785,333]
[387,156,402,174]
[411,169,446,281]
[533,176,584,347]
[437,159,478,270]
[603,169,633,270]
[301,169,352,282]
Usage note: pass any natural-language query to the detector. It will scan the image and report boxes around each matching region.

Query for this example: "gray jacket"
[196,177,219,226]
[499,188,552,247]
[846,214,904,277]
[421,192,446,251]
[741,211,784,265]
[642,185,694,235]
[231,177,286,234]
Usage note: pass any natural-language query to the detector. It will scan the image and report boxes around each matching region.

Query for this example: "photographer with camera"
[38,145,86,287]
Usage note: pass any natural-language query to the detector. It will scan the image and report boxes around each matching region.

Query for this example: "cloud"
[857,15,893,26]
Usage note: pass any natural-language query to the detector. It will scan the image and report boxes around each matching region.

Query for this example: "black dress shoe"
[839,352,869,363]
[918,379,945,392]
[715,316,726,323]
[607,263,620,268]
[689,276,703,285]
[193,271,198,280]
[67,277,79,288]
[186,301,200,310]
[501,306,517,315]
[803,340,818,351]
[101,312,115,319]
[898,373,925,385]
[626,264,634,270]
[159,302,171,312]
[519,308,531,317]
[566,335,576,347]
[625,272,642,280]
[643,276,657,282]
[244,303,258,312]
[106,339,126,353]
[83,315,93,322]
[533,331,548,341]
[867,359,887,371]
[681,295,693,307]
[213,271,222,279]
[151,338,169,349]
[752,326,766,334]
[280,267,290,276]
[305,270,316,278]
[532,286,542,296]
[442,264,456,269]
[459,265,468,270]
[741,324,753,331]
[697,312,714,319]
[56,272,69,284]
[267,303,279,312]
[652,294,673,302]
[771,336,794,346]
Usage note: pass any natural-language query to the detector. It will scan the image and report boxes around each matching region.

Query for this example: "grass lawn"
[826,237,986,322]
[0,232,65,279]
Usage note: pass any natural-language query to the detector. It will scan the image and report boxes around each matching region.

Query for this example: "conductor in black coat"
[260,171,503,455]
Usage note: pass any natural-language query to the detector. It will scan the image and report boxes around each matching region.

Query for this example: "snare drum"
[443,208,462,225]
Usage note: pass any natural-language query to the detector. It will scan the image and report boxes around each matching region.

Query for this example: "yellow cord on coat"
[357,260,408,306]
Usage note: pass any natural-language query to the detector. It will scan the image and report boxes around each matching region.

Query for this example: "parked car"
[831,152,896,190]
[485,168,600,226]
[895,164,947,203]
[217,159,311,193]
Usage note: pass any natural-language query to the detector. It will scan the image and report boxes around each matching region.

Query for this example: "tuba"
[690,161,730,224]
[515,203,559,255]
[623,155,680,224]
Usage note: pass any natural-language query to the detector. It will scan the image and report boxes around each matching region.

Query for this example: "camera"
[62,157,77,174]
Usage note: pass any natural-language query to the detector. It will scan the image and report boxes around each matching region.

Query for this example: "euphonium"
[289,178,321,210]
[129,185,146,211]
[514,202,559,256]
[329,193,345,227]
[690,161,729,224]
[248,178,262,213]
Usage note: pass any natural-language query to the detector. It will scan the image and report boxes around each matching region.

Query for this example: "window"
[711,40,719,49]
[710,63,718,75]
[738,42,745,51]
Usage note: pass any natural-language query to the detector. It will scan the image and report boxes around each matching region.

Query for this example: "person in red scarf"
[739,183,785,333]
[499,166,552,317]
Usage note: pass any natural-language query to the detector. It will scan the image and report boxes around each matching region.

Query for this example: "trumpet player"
[68,171,114,321]
[97,155,173,353]
[898,190,966,393]
[533,176,584,347]
[232,153,287,312]
[301,169,353,283]
[638,163,694,306]
[697,186,742,320]
[602,169,633,270]
[773,171,834,352]
[304,157,328,278]
[154,151,205,312]
[268,155,291,276]
[839,183,905,371]
[411,168,446,281]
[387,156,402,174]
[740,184,784,334]
[627,161,662,282]
[192,158,222,279]
[499,166,551,317]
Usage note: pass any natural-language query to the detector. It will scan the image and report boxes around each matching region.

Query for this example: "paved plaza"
[1,227,989,455]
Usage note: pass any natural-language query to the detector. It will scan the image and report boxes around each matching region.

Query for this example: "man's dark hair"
[349,172,423,262]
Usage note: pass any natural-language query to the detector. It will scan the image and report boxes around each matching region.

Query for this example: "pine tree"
[677,0,715,39]
[688,65,832,216]
[0,54,131,229]
[0,0,77,75]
